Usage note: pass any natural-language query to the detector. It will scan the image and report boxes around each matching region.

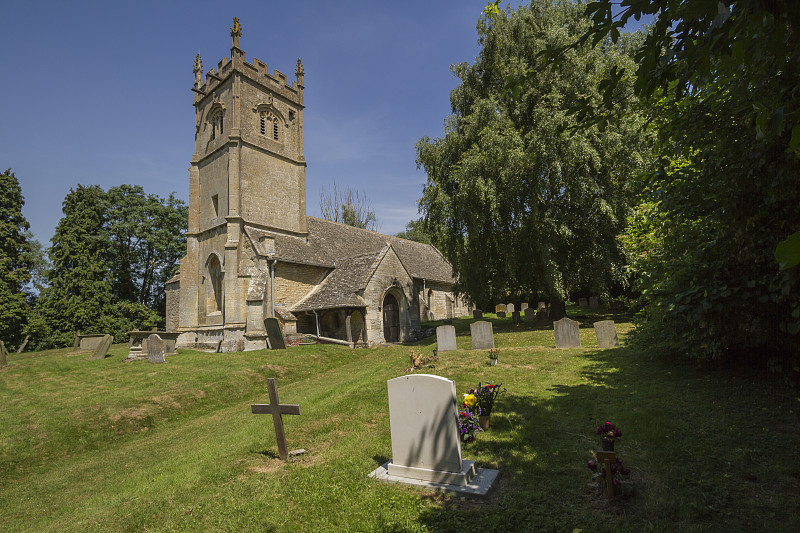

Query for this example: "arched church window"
[273,118,279,140]
[208,255,223,313]
[209,109,224,141]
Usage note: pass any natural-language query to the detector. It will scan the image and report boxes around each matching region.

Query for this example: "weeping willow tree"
[416,0,652,309]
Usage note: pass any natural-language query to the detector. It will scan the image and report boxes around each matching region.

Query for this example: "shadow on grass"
[414,345,800,532]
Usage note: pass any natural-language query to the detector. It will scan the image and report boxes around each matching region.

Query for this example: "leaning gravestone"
[147,334,165,364]
[264,317,286,350]
[578,297,588,307]
[91,334,113,360]
[594,320,620,348]
[472,309,483,319]
[494,304,506,314]
[0,341,7,367]
[512,311,521,325]
[436,325,457,352]
[589,296,600,309]
[554,317,581,348]
[369,374,498,495]
[506,303,515,313]
[470,321,494,350]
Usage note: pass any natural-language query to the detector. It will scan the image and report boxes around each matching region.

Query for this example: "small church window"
[273,119,279,140]
[211,194,219,217]
[209,109,224,141]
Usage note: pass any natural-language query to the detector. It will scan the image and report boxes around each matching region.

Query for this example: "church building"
[166,19,470,351]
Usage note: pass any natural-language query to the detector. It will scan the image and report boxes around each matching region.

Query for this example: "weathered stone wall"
[165,281,180,331]
[274,261,328,308]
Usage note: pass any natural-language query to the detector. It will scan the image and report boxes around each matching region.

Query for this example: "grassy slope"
[0,309,798,532]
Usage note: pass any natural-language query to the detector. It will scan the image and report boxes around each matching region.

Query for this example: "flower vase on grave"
[489,358,497,366]
[479,415,491,430]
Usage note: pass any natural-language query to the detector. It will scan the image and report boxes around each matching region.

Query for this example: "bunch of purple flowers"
[465,382,506,416]
[458,405,482,443]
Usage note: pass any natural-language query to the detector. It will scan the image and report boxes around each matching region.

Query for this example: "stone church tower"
[172,19,308,350]
[167,19,471,352]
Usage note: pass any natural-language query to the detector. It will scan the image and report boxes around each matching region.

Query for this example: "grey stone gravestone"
[147,333,165,363]
[520,303,529,311]
[264,317,286,350]
[512,311,521,324]
[494,304,506,313]
[554,317,581,348]
[436,325,457,352]
[524,308,536,321]
[470,321,494,350]
[91,334,113,360]
[368,374,498,495]
[0,341,7,367]
[472,309,483,319]
[507,303,515,313]
[578,297,588,307]
[589,296,600,309]
[594,320,620,348]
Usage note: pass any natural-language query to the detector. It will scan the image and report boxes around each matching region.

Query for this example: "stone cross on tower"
[230,17,242,48]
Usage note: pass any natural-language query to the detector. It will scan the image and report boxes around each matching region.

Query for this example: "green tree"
[395,219,431,244]
[38,185,116,347]
[0,169,34,348]
[417,1,651,310]
[105,185,187,312]
[319,182,379,231]
[550,0,800,360]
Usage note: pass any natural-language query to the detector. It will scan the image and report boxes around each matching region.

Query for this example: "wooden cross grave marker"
[595,450,617,500]
[251,378,304,461]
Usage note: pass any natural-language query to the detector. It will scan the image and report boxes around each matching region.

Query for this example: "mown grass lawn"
[1,309,798,532]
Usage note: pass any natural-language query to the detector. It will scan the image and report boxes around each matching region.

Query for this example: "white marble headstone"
[387,374,475,485]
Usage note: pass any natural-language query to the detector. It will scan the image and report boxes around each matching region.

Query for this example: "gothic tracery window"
[209,109,224,141]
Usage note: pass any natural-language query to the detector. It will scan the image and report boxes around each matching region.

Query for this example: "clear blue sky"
[2,1,646,246]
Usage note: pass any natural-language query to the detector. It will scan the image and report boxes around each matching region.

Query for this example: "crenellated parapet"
[192,18,305,108]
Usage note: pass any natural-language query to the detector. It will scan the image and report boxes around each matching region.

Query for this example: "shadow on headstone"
[368,374,498,495]
[264,317,286,350]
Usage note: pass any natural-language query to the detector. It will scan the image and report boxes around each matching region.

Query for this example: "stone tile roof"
[290,251,382,312]
[303,217,454,283]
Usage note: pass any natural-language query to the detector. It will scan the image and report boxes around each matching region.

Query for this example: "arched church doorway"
[383,293,400,342]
